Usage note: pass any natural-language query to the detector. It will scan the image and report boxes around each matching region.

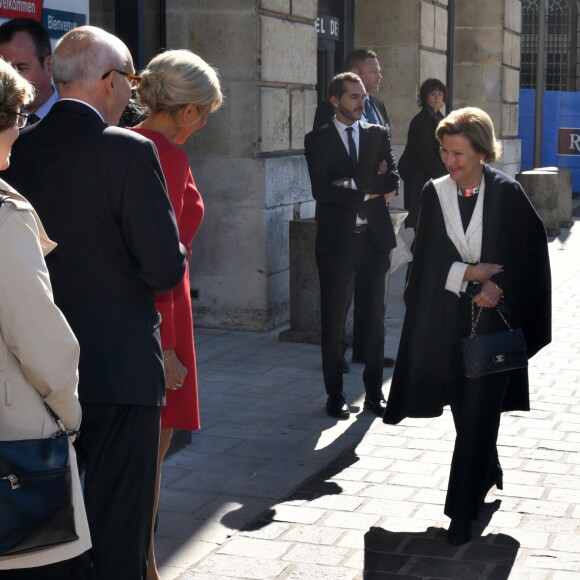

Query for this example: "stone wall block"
[166,10,257,79]
[265,155,311,207]
[454,28,503,65]
[186,81,258,158]
[355,0,419,47]
[455,3,503,27]
[266,204,293,275]
[260,16,317,84]
[434,5,448,51]
[419,51,447,87]
[420,1,435,49]
[453,65,501,107]
[503,30,521,68]
[260,0,290,14]
[504,0,522,33]
[304,89,318,136]
[291,90,305,151]
[292,0,317,19]
[188,158,271,330]
[501,103,519,137]
[261,87,290,152]
[502,66,520,103]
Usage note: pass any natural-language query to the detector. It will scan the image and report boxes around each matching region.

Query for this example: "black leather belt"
[354,224,368,233]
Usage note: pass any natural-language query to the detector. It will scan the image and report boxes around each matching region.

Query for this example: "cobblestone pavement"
[155,212,580,580]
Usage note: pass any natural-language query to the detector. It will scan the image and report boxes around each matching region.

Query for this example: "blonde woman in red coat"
[131,49,222,580]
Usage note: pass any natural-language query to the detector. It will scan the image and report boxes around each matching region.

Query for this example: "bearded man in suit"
[3,26,186,579]
[313,48,396,370]
[305,72,399,419]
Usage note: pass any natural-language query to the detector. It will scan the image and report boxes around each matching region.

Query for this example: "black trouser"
[74,404,160,580]
[317,231,390,399]
[444,373,509,520]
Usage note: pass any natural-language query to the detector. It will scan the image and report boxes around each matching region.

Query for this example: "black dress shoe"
[363,396,387,416]
[326,394,350,419]
[342,359,350,374]
[447,519,472,545]
[351,355,396,368]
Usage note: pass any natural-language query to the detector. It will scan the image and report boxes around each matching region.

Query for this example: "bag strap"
[44,404,79,437]
[469,301,514,338]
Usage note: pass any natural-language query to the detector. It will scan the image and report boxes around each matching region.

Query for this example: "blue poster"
[518,89,580,192]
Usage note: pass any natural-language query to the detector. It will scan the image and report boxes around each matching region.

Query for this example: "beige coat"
[0,179,91,569]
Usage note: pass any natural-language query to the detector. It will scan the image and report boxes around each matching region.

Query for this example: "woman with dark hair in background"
[398,78,448,231]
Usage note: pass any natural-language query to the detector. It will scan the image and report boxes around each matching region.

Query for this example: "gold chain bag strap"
[461,301,528,379]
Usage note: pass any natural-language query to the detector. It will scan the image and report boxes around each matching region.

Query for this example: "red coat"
[131,128,204,430]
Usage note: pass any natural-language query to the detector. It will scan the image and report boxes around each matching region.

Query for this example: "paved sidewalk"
[156,213,580,580]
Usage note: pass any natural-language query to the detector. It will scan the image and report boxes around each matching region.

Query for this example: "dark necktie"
[364,98,379,125]
[345,126,358,173]
[346,127,365,219]
[25,113,41,127]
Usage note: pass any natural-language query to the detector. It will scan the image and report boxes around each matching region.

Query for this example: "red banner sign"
[558,128,580,156]
[0,0,43,22]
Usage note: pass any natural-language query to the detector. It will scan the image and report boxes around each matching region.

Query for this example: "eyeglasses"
[101,69,141,89]
[15,111,29,129]
[429,91,444,98]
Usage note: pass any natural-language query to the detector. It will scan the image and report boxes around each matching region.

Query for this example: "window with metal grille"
[521,0,575,91]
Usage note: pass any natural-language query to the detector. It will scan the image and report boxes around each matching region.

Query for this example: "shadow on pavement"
[364,500,520,579]
[222,409,374,531]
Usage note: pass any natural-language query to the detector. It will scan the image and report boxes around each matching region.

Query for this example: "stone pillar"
[165,1,318,331]
[354,0,448,161]
[516,169,561,236]
[454,0,522,176]
[280,210,410,344]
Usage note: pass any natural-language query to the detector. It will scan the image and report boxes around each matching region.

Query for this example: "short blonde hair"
[436,106,502,162]
[136,50,222,115]
[0,57,34,130]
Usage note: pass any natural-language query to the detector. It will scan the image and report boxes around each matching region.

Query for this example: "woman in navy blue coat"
[384,107,551,545]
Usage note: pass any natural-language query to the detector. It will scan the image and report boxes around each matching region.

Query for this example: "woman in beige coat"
[0,58,93,578]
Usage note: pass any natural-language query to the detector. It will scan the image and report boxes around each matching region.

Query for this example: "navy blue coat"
[384,165,552,424]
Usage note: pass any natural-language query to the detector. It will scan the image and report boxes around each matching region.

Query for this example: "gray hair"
[136,50,222,115]
[52,26,131,86]
[0,57,34,130]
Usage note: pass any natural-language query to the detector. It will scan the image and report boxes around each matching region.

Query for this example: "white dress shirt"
[431,174,486,296]
[333,117,371,224]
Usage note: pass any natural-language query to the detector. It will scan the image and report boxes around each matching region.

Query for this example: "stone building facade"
[159,1,523,331]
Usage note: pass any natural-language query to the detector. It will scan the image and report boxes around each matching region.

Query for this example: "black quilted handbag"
[0,408,79,555]
[461,302,528,379]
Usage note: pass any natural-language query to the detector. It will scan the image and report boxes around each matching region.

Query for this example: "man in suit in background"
[305,72,399,419]
[4,26,186,579]
[0,18,58,125]
[313,48,396,370]
[313,48,391,136]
